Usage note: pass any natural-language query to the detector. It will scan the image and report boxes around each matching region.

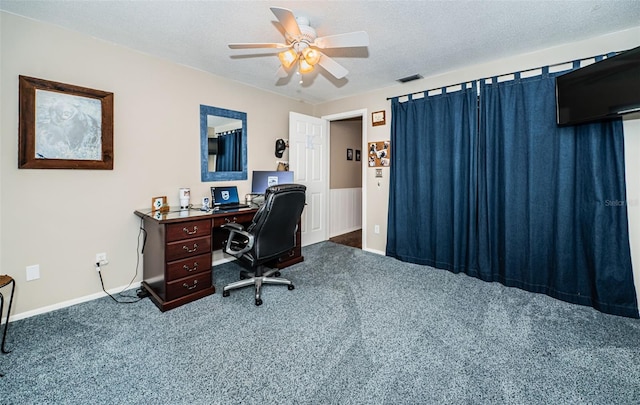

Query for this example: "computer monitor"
[251,171,294,194]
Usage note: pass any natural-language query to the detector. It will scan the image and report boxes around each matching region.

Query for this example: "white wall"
[0,12,313,318]
[623,113,640,302]
[314,27,640,297]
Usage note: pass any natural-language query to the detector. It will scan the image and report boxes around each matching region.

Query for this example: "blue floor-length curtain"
[216,129,243,171]
[478,68,637,317]
[387,84,478,272]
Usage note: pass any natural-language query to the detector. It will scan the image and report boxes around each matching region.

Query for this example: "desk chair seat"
[221,184,306,306]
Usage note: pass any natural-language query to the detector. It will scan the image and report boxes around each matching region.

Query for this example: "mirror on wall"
[200,104,247,181]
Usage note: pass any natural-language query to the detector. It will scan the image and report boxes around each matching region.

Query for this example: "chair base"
[222,267,294,306]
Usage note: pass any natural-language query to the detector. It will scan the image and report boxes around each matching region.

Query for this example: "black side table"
[0,275,15,377]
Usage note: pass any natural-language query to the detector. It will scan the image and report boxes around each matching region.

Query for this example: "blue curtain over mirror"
[215,129,243,172]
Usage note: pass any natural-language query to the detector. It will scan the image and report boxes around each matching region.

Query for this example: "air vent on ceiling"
[396,74,423,83]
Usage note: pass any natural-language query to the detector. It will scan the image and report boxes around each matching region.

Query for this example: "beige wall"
[3,11,640,318]
[0,12,313,318]
[330,119,362,189]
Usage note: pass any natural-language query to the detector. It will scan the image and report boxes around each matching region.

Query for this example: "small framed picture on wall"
[372,110,386,126]
[347,148,353,160]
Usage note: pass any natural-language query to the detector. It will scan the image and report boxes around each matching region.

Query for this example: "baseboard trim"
[8,281,142,323]
[363,247,385,256]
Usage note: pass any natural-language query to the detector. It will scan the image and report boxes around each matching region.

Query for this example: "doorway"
[326,114,365,249]
[289,109,368,250]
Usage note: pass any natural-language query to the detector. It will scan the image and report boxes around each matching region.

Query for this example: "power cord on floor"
[94,215,150,304]
[97,266,142,304]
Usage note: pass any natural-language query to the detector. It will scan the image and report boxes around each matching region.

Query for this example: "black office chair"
[221,184,306,306]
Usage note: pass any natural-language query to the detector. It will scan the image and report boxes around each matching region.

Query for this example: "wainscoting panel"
[330,187,362,238]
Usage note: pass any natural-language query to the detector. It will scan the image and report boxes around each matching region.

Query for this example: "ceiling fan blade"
[314,31,369,49]
[270,7,301,38]
[228,43,290,49]
[276,65,289,78]
[318,53,349,79]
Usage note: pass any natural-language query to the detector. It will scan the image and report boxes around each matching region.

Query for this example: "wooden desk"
[134,206,303,311]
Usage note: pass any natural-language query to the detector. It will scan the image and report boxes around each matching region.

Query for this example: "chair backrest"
[248,183,306,261]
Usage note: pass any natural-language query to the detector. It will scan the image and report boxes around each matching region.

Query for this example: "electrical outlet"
[96,253,107,263]
[95,252,109,271]
[26,264,40,281]
[374,225,380,234]
[96,253,109,267]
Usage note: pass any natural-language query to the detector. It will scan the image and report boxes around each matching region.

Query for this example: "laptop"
[210,186,249,210]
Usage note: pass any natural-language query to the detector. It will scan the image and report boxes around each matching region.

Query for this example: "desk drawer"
[213,211,255,227]
[166,271,212,301]
[166,253,211,281]
[166,236,211,261]
[166,219,211,243]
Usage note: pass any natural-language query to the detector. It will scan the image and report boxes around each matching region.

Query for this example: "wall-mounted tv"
[556,45,640,126]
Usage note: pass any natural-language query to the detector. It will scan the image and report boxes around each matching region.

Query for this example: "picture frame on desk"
[151,196,169,213]
[18,75,114,170]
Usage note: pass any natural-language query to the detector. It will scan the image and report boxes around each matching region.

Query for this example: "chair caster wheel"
[288,284,295,290]
[255,299,263,306]
[273,271,281,277]
[239,274,247,280]
[222,290,230,297]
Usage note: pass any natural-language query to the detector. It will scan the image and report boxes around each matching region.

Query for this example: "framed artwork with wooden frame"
[18,75,114,170]
[372,110,386,126]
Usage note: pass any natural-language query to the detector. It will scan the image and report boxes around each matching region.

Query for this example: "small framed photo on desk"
[151,196,168,213]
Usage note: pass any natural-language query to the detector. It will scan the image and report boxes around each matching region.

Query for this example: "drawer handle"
[288,250,295,257]
[224,217,238,223]
[183,280,198,290]
[182,226,198,235]
[182,243,198,253]
[183,263,199,272]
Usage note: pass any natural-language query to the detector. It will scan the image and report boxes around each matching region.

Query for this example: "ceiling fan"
[228,7,369,80]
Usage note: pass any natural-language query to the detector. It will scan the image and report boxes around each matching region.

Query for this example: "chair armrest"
[221,223,254,257]
[221,222,245,232]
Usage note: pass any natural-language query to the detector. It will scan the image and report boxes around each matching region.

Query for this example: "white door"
[289,112,328,246]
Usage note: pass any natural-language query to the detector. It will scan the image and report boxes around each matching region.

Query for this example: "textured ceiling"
[2,1,640,104]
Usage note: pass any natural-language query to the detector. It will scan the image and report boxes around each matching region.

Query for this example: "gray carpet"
[1,242,639,404]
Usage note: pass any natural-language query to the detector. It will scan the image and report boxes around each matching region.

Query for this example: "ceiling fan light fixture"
[302,47,321,65]
[298,58,314,74]
[229,7,369,81]
[278,49,297,68]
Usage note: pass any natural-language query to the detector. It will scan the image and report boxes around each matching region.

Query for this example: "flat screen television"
[251,171,294,194]
[556,45,640,126]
